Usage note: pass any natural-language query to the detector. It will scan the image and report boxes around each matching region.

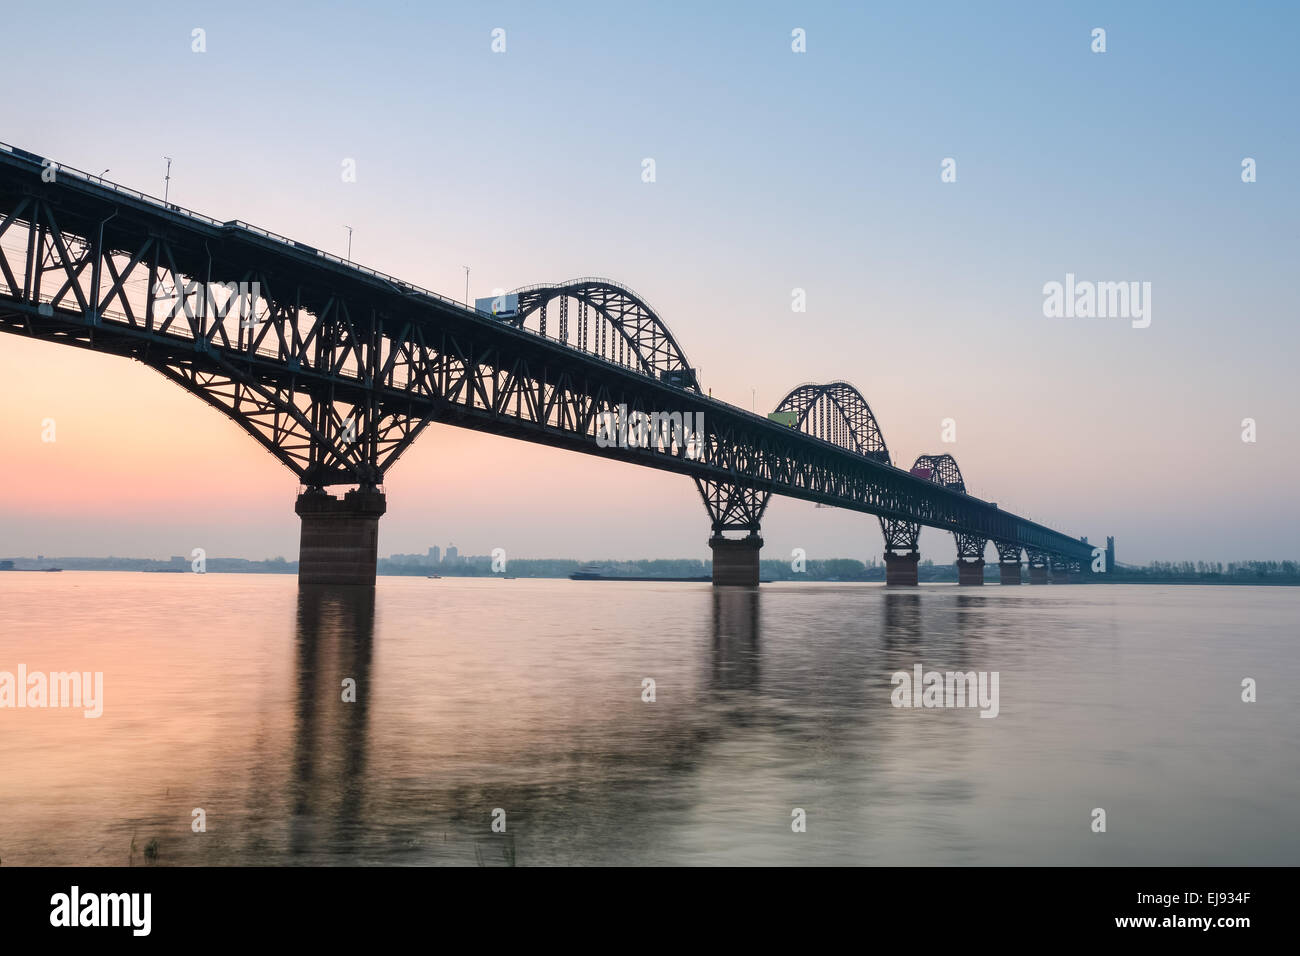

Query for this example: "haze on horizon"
[1,1,1297,566]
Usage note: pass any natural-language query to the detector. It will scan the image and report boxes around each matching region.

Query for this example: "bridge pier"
[296,489,387,586]
[880,515,921,587]
[993,541,1023,586]
[954,532,987,586]
[1027,550,1050,585]
[884,551,920,587]
[1051,557,1073,584]
[695,478,770,588]
[710,534,763,587]
[956,558,985,586]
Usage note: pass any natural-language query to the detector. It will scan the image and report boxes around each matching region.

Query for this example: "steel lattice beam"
[0,147,1095,562]
[694,478,771,535]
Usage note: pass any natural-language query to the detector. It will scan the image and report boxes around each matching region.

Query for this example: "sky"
[1,1,1297,565]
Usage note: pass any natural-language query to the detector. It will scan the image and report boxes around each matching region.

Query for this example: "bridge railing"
[0,142,226,229]
[0,142,481,319]
[219,217,477,315]
[0,144,709,385]
[0,145,1091,551]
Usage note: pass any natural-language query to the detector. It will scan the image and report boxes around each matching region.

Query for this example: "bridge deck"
[0,143,1094,562]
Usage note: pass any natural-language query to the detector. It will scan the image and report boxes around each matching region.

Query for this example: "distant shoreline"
[1,563,1297,586]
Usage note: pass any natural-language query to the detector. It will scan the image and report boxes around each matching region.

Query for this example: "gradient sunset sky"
[1,1,1296,564]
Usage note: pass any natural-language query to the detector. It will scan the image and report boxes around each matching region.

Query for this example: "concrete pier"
[710,534,762,587]
[1028,564,1049,585]
[884,551,920,587]
[956,558,985,586]
[998,562,1022,586]
[296,488,387,585]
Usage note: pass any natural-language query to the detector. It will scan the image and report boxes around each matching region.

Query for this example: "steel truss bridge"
[0,143,1098,586]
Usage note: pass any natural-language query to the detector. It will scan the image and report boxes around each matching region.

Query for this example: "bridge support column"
[881,517,921,587]
[1027,550,1050,585]
[884,551,920,587]
[957,558,985,586]
[954,533,987,586]
[993,540,1023,586]
[710,534,763,587]
[296,489,386,586]
[1051,557,1072,583]
[695,478,770,588]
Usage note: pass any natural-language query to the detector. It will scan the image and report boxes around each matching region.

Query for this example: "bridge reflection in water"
[7,573,1268,865]
[260,581,1009,865]
[709,589,761,692]
[288,587,374,858]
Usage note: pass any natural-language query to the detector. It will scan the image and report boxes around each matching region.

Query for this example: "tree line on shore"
[2,556,1297,583]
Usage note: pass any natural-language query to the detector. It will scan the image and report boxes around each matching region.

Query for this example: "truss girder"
[880,517,920,553]
[911,453,965,493]
[993,540,1023,564]
[772,380,890,462]
[512,279,698,391]
[694,478,771,534]
[0,164,1093,561]
[954,532,987,561]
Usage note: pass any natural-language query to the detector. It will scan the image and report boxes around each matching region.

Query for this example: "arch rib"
[771,380,890,463]
[509,278,700,392]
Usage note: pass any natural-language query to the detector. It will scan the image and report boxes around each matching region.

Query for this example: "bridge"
[0,142,1101,587]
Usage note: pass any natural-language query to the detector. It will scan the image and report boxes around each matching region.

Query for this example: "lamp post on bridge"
[162,156,172,203]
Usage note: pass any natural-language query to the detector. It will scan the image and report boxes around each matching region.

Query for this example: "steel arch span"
[908,454,987,563]
[0,141,1101,586]
[508,278,700,392]
[771,381,890,463]
[910,453,965,493]
[882,454,973,554]
[768,379,931,563]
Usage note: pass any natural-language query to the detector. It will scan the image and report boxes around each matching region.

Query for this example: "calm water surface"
[1,573,1295,866]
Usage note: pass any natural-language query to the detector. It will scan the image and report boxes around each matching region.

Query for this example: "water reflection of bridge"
[224,586,1011,865]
